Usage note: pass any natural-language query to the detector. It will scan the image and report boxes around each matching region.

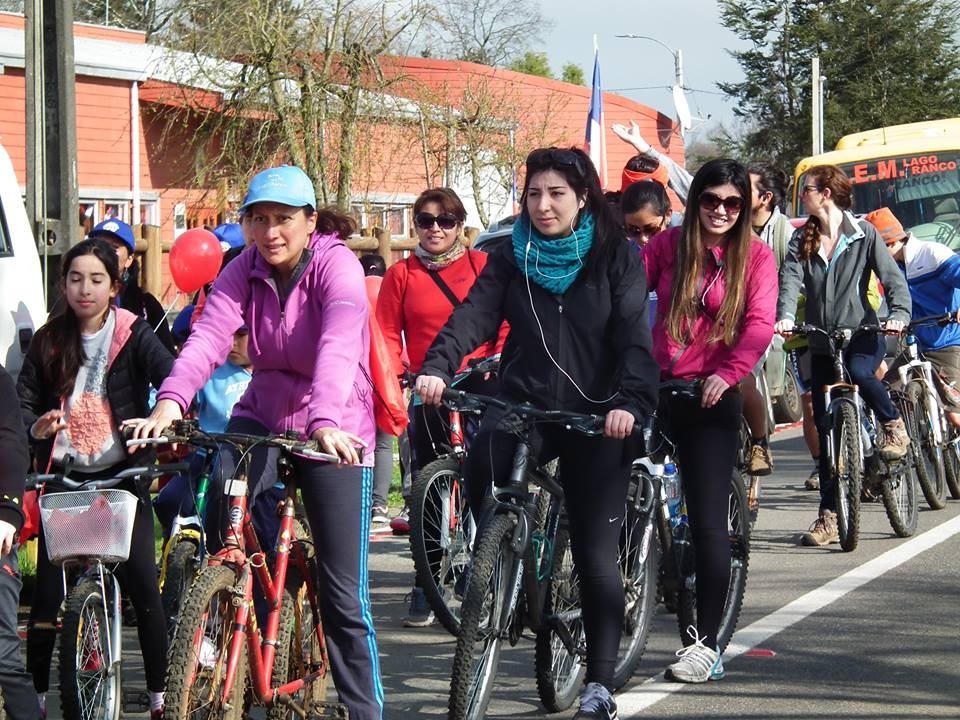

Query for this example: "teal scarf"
[511,212,595,294]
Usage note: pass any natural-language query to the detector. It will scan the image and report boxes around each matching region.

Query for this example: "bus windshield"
[798,151,960,248]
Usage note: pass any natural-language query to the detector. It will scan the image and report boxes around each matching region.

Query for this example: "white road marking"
[617,513,960,716]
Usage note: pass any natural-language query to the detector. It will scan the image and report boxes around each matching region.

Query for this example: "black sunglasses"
[414,212,459,230]
[626,222,666,239]
[525,147,588,178]
[699,191,744,214]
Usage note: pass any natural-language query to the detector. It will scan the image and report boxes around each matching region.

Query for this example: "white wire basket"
[39,489,139,565]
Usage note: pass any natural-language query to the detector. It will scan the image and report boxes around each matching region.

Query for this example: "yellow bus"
[793,118,960,247]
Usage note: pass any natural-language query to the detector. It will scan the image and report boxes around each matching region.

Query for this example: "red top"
[643,226,777,386]
[376,250,508,374]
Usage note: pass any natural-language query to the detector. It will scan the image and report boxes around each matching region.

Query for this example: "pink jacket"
[643,226,777,386]
[158,232,374,461]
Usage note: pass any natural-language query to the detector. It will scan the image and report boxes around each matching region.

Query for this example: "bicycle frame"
[897,333,946,446]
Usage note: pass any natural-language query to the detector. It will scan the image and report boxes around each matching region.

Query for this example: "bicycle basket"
[39,489,139,565]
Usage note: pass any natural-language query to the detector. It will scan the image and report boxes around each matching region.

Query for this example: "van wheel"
[773,365,803,424]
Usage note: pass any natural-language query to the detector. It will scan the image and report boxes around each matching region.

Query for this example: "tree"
[717,0,960,172]
[74,0,174,38]
[561,63,584,86]
[508,51,552,79]
[427,0,553,67]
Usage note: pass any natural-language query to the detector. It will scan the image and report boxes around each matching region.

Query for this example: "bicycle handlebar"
[907,312,958,331]
[25,462,191,492]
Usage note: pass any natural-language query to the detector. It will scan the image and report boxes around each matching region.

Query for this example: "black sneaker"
[573,682,618,720]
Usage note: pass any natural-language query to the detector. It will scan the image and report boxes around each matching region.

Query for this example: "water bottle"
[662,462,686,528]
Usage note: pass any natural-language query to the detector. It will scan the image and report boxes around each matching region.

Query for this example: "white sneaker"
[664,626,725,683]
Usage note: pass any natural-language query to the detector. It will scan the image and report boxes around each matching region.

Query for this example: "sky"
[540,0,748,145]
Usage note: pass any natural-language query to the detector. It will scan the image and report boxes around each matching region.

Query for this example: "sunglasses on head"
[699,191,744,214]
[525,147,588,178]
[414,212,459,230]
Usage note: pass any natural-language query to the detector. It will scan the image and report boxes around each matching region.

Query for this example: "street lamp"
[615,34,691,135]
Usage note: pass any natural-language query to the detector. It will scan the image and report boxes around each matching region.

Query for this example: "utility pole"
[811,56,825,155]
[25,0,79,308]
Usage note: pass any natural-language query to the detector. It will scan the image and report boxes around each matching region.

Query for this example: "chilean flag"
[584,41,607,189]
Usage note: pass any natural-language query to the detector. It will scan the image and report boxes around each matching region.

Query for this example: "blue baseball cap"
[90,218,136,252]
[212,223,245,251]
[239,166,317,213]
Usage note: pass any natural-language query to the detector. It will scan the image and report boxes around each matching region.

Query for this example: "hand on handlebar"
[311,427,367,466]
[604,409,635,440]
[0,520,16,556]
[774,318,795,335]
[122,399,184,452]
[701,374,730,408]
[884,318,906,335]
[416,375,447,406]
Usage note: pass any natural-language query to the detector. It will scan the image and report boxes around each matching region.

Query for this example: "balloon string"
[156,290,182,333]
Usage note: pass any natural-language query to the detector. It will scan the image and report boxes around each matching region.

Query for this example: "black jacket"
[17,309,175,470]
[119,280,177,355]
[420,236,659,421]
[0,365,28,531]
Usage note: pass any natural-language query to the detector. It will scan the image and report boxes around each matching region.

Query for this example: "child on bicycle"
[129,165,384,720]
[16,238,174,719]
[644,159,777,683]
[0,363,41,720]
[776,165,912,546]
[417,147,659,720]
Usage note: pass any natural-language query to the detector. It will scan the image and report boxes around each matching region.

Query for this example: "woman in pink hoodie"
[643,158,777,685]
[130,166,383,719]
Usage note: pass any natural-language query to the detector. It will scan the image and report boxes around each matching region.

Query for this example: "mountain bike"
[407,356,498,635]
[28,462,188,720]
[444,390,612,720]
[130,422,345,720]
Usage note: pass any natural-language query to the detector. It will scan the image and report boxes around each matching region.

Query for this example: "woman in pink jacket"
[130,166,383,719]
[643,158,777,685]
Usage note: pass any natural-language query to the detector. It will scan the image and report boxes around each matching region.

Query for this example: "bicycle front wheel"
[165,565,246,720]
[907,382,947,509]
[834,403,863,552]
[449,513,519,720]
[944,426,960,499]
[59,577,121,720]
[409,456,472,636]
[883,394,920,537]
[677,470,750,652]
[161,536,201,640]
[534,526,585,712]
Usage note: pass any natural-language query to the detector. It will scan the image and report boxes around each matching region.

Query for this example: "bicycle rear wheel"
[448,513,518,720]
[944,426,960,499]
[907,382,947,509]
[611,486,657,689]
[59,577,121,720]
[534,526,585,712]
[409,456,472,636]
[677,470,750,652]
[165,565,246,720]
[834,403,863,552]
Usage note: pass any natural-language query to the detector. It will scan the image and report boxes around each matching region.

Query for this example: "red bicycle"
[131,421,346,720]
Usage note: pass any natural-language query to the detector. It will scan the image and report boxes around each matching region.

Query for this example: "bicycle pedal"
[306,701,350,719]
[122,688,150,713]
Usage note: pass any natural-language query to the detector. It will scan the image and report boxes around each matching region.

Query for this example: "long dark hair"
[667,158,753,347]
[314,206,357,241]
[520,146,624,277]
[798,164,852,260]
[36,239,120,397]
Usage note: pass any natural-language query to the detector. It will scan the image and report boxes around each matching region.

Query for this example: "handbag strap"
[427,269,462,309]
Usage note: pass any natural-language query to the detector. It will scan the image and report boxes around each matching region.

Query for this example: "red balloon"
[169,228,222,293]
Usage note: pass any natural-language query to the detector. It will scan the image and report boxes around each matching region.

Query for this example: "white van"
[0,141,47,379]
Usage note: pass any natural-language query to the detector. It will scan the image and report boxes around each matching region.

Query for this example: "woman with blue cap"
[129,165,383,719]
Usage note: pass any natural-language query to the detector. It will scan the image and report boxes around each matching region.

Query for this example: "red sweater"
[376,250,508,374]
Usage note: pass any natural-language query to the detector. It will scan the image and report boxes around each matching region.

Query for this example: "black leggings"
[465,403,634,691]
[27,467,168,693]
[660,389,742,649]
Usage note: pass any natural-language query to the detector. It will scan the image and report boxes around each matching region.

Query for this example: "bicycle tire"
[534,526,585,712]
[676,470,750,652]
[409,456,471,636]
[448,513,517,720]
[161,537,200,640]
[882,397,920,537]
[165,565,246,720]
[835,402,863,552]
[611,499,657,689]
[944,428,960,499]
[906,382,947,509]
[59,577,121,720]
[266,521,328,720]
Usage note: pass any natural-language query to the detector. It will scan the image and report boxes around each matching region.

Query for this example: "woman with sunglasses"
[621,179,672,249]
[376,187,506,627]
[776,164,912,547]
[643,158,777,683]
[417,146,659,720]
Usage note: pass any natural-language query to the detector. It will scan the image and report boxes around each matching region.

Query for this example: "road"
[40,428,960,718]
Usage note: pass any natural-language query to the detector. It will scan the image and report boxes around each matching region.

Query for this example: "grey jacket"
[777,211,911,354]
